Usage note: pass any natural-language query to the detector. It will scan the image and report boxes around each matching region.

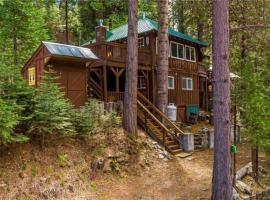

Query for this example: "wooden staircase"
[137,92,185,155]
[89,77,102,99]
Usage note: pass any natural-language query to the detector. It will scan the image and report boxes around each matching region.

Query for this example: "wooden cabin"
[22,42,98,107]
[83,16,208,122]
[23,17,209,155]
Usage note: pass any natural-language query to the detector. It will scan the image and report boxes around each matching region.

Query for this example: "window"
[138,37,145,48]
[185,46,196,61]
[28,67,36,86]
[170,42,178,58]
[168,76,175,89]
[138,76,146,89]
[182,77,193,91]
[170,42,185,59]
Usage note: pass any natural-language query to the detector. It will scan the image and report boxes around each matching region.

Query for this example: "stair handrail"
[90,77,102,90]
[137,100,170,133]
[137,92,185,136]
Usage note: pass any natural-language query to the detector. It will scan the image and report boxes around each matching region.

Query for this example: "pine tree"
[212,0,232,199]
[29,70,74,148]
[0,0,49,66]
[0,63,32,144]
[156,0,169,113]
[123,0,138,136]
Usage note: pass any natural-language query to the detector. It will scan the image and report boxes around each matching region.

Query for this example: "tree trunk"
[251,146,259,182]
[13,13,18,65]
[212,0,232,199]
[157,0,169,114]
[65,0,69,44]
[123,0,138,136]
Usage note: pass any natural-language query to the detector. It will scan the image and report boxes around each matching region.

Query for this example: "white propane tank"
[167,103,177,121]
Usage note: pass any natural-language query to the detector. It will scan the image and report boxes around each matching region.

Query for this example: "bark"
[123,0,138,136]
[65,0,69,44]
[13,13,18,65]
[212,0,232,199]
[157,0,169,114]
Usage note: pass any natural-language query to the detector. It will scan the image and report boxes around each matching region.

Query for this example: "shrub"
[71,99,103,136]
[29,70,74,147]
[71,99,122,136]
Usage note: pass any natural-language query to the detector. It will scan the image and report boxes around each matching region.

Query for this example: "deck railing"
[107,91,124,102]
[89,42,152,66]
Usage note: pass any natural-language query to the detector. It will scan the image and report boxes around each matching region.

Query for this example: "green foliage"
[71,99,121,136]
[0,0,49,66]
[71,99,103,136]
[0,63,32,144]
[29,70,74,142]
[58,153,68,167]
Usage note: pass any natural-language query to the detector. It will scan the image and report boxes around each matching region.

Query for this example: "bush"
[29,70,74,146]
[71,99,122,136]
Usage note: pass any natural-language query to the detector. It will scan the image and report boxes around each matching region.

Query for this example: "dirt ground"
[0,130,269,200]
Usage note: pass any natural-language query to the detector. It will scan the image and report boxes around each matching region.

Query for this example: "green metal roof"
[83,17,207,47]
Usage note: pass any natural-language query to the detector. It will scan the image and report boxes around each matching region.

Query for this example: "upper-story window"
[170,41,196,61]
[138,37,145,48]
[185,45,196,61]
[170,42,184,59]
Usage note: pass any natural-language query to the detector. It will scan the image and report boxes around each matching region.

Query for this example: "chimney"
[95,19,106,43]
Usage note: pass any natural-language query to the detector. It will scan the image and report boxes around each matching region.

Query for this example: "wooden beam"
[103,65,107,101]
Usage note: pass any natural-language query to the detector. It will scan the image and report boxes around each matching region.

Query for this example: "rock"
[185,156,195,161]
[176,152,192,158]
[68,185,74,193]
[236,180,252,194]
[0,182,7,188]
[233,187,239,200]
[158,154,165,159]
[19,172,26,179]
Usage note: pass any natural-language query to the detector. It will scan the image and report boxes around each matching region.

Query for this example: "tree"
[0,63,33,144]
[212,0,232,199]
[0,0,49,66]
[29,70,74,148]
[156,0,169,114]
[123,0,138,136]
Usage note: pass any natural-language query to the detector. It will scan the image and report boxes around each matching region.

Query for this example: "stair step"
[167,144,180,150]
[170,149,182,155]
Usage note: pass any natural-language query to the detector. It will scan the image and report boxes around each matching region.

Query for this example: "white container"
[167,103,177,121]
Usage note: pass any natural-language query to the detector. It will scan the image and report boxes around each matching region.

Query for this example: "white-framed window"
[138,37,145,48]
[170,41,185,59]
[138,76,146,89]
[185,45,196,61]
[168,76,175,89]
[182,77,193,91]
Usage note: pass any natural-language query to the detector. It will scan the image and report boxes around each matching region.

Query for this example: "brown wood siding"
[47,61,88,107]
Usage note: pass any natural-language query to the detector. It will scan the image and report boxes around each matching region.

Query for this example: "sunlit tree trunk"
[212,0,232,199]
[123,0,138,136]
[157,0,169,114]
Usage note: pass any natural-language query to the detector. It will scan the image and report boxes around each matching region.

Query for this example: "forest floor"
[0,129,269,200]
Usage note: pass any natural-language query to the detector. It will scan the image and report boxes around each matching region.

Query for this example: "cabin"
[83,16,208,122]
[23,17,210,155]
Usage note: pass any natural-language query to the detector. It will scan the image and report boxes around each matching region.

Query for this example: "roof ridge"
[42,41,89,49]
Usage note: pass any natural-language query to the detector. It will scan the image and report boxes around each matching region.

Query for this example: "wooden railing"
[137,92,185,141]
[107,91,124,102]
[89,42,152,66]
